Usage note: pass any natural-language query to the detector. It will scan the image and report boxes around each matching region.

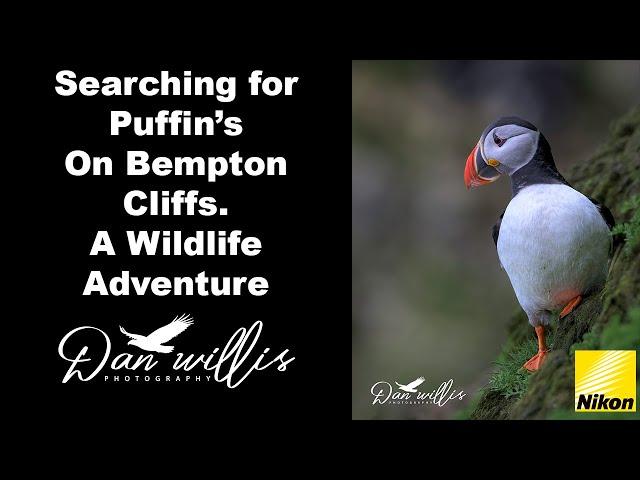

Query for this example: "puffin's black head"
[464,116,542,189]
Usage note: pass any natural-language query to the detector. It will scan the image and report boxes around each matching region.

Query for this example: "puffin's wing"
[492,211,505,268]
[587,196,615,230]
[492,210,505,247]
[587,196,621,253]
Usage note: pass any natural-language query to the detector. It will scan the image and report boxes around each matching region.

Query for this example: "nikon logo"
[575,350,636,413]
[576,393,634,411]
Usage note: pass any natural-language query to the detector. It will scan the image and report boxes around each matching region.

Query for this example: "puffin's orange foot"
[523,349,549,372]
[560,295,582,319]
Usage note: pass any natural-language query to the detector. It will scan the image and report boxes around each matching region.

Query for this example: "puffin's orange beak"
[464,143,500,189]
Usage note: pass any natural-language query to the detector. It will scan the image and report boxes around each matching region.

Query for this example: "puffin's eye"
[493,132,505,147]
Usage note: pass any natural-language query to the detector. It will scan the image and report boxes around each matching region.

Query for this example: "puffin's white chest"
[497,184,610,314]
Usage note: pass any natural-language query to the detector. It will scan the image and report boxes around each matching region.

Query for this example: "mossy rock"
[469,106,640,420]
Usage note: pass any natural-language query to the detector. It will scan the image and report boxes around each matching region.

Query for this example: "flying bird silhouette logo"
[119,314,194,353]
[395,376,425,393]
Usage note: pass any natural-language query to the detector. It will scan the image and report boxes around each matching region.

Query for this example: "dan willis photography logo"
[58,314,295,388]
[370,376,467,407]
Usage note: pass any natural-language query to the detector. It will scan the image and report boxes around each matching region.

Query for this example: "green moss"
[454,390,483,420]
[469,390,514,420]
[612,195,640,257]
[470,105,640,420]
[487,331,555,399]
[509,351,574,419]
[572,306,640,353]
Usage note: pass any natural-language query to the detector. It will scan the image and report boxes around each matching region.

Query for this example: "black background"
[15,55,350,436]
[10,22,637,455]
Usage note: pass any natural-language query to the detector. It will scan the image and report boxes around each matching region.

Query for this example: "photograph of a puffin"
[465,117,615,372]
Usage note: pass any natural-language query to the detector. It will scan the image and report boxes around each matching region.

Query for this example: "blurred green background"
[351,60,640,419]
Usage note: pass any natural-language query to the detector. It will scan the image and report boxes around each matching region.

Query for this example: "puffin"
[464,117,615,371]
